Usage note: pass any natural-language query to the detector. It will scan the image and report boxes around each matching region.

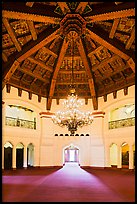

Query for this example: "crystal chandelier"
[52,35,93,135]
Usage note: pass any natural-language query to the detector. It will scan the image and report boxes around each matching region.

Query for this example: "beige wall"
[2,85,135,168]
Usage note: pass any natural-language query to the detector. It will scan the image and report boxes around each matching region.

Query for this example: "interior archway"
[64,144,79,165]
[27,143,34,167]
[4,142,13,170]
[16,143,24,169]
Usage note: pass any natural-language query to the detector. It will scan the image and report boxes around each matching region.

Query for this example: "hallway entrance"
[64,144,79,165]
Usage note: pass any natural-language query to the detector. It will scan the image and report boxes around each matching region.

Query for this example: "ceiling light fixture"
[52,34,93,135]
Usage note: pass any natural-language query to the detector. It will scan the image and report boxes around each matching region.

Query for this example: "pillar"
[129,144,134,170]
[23,145,27,168]
[117,145,122,169]
[12,146,16,169]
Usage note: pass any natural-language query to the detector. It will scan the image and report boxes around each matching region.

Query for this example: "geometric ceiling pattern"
[2,2,135,110]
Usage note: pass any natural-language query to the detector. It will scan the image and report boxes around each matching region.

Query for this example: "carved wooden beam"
[125,26,135,50]
[2,26,59,89]
[127,58,135,73]
[2,60,20,89]
[85,8,135,23]
[2,52,8,62]
[2,10,61,24]
[2,17,22,52]
[109,18,120,39]
[87,25,135,69]
[27,21,37,40]
[47,38,69,110]
[57,2,71,14]
[17,67,50,84]
[75,2,89,14]
[76,37,98,110]
[28,57,53,72]
[17,28,60,62]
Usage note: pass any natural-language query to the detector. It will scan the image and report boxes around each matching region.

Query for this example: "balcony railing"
[109,117,135,129]
[5,117,36,129]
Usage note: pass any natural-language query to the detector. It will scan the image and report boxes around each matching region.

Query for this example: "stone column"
[90,111,105,167]
[129,144,134,170]
[12,146,16,169]
[117,145,122,169]
[105,144,111,168]
[23,145,28,168]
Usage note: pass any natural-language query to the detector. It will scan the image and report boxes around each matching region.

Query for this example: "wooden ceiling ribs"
[2,10,61,24]
[17,28,60,63]
[2,2,135,110]
[27,20,37,40]
[47,38,69,110]
[85,8,135,23]
[2,17,22,52]
[17,66,50,84]
[87,26,135,71]
[2,60,20,89]
[2,27,60,90]
[125,26,135,50]
[109,18,120,39]
[28,57,53,72]
[76,37,98,110]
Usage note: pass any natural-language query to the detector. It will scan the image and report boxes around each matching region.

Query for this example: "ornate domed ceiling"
[2,2,135,110]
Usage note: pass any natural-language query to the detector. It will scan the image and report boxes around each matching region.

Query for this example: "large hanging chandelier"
[52,36,93,135]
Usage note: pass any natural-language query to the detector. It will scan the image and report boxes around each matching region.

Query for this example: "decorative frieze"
[109,117,135,129]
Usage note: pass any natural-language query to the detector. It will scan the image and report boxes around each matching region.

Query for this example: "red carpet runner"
[2,162,135,202]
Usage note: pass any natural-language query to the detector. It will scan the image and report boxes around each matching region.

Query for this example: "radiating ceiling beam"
[2,10,61,24]
[76,37,98,110]
[85,8,135,23]
[87,26,135,67]
[2,27,60,89]
[17,28,60,62]
[47,38,69,110]
[87,25,135,73]
[2,17,22,52]
[2,60,20,89]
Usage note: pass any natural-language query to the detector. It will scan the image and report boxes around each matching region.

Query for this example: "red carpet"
[2,162,135,202]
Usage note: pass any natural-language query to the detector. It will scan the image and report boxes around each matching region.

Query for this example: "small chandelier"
[52,35,93,135]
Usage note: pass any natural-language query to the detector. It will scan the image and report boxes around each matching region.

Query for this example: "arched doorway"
[121,142,129,168]
[16,143,24,169]
[27,143,34,167]
[64,144,79,165]
[4,142,13,169]
[110,143,117,168]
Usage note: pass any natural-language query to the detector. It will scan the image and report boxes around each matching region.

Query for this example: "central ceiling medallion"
[60,14,86,39]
